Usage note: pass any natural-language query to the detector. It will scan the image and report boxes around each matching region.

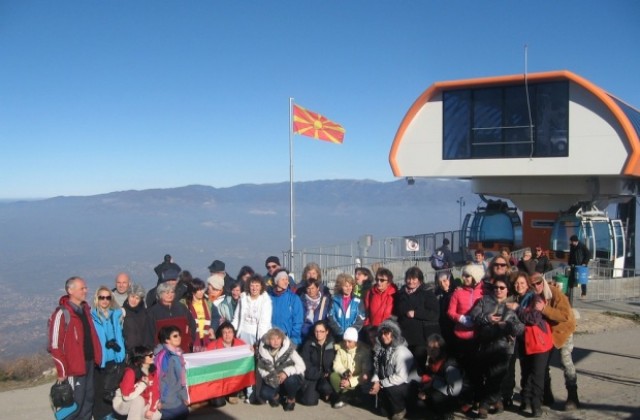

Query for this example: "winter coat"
[147,301,197,352]
[154,344,187,410]
[541,284,576,348]
[418,356,463,398]
[447,281,484,340]
[91,307,126,367]
[122,300,154,351]
[517,259,537,276]
[218,295,238,324]
[394,285,440,347]
[300,336,335,381]
[232,291,272,346]
[364,283,397,327]
[118,366,159,414]
[468,294,523,356]
[256,335,306,388]
[328,294,365,337]
[371,319,414,388]
[269,288,304,346]
[48,296,103,378]
[333,341,372,388]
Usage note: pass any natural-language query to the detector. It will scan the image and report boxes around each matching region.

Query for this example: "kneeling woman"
[113,346,161,420]
[256,328,306,411]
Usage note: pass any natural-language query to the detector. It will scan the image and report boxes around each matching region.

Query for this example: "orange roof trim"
[389,70,640,177]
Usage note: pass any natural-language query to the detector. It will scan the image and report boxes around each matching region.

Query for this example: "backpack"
[430,249,446,270]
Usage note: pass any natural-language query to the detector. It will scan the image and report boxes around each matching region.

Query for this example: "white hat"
[462,264,485,283]
[207,274,225,291]
[343,327,358,342]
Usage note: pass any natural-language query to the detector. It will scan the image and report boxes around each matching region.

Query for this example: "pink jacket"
[447,282,484,340]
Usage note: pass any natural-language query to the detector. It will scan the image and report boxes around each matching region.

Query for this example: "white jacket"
[232,291,272,345]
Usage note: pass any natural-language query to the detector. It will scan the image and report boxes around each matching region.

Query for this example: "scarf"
[304,294,322,322]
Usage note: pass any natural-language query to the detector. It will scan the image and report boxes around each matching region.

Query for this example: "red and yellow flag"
[292,104,345,144]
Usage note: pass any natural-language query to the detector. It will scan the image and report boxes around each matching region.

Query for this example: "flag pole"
[289,97,295,276]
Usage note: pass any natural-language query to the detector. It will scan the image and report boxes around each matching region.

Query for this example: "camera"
[105,339,121,352]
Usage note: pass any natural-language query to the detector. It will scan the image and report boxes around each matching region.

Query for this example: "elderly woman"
[300,278,332,343]
[369,318,414,420]
[298,320,336,406]
[122,284,153,352]
[147,282,196,353]
[328,273,365,339]
[206,322,248,406]
[394,266,440,367]
[330,327,372,409]
[469,277,523,418]
[256,328,306,411]
[92,286,127,420]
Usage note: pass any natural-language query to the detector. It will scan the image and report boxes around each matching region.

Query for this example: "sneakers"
[332,401,345,409]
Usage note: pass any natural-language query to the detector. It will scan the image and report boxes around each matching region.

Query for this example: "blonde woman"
[91,286,126,420]
[327,273,365,339]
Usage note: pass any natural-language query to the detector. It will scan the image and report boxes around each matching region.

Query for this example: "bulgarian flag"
[293,104,346,144]
[184,344,255,404]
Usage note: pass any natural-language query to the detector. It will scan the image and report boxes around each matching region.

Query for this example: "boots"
[543,377,555,406]
[565,385,580,411]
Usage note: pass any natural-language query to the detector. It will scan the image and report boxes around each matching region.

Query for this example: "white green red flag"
[184,344,255,404]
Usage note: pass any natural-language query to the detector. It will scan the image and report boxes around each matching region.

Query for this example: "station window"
[443,82,569,159]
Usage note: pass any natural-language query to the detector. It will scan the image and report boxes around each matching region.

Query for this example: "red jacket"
[119,367,159,413]
[364,283,397,327]
[48,296,103,378]
[206,336,246,350]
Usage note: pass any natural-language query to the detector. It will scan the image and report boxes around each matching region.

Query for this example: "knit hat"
[343,327,358,342]
[207,274,225,291]
[462,264,485,283]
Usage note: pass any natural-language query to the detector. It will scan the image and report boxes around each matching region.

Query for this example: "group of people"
[48,249,582,420]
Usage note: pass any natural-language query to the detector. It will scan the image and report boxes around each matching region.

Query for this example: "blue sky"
[1,1,639,199]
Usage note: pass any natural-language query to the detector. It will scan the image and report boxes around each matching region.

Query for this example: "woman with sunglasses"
[468,278,523,418]
[113,345,161,420]
[446,264,485,413]
[155,325,189,419]
[92,286,126,420]
[507,272,553,417]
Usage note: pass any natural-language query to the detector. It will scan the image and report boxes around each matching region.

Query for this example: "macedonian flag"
[292,104,345,144]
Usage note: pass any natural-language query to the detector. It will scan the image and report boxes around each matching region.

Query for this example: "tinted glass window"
[443,82,568,159]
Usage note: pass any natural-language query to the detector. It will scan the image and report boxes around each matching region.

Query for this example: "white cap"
[343,327,358,342]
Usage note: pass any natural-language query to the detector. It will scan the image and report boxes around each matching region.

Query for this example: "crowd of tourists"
[47,249,582,420]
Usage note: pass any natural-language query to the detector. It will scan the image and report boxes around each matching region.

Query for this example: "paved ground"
[3,308,639,420]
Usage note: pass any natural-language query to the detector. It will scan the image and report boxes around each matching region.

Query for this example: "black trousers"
[298,377,334,406]
[379,382,410,415]
[522,350,551,409]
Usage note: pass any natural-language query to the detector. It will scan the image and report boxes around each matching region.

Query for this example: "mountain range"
[0,178,473,359]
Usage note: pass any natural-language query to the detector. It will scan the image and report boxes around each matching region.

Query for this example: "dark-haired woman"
[300,278,332,343]
[298,320,336,406]
[236,266,255,290]
[113,346,161,420]
[469,278,523,418]
[185,278,212,352]
[155,325,189,419]
[206,322,248,406]
[395,266,440,368]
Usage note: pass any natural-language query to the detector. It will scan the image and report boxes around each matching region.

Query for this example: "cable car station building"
[389,70,640,271]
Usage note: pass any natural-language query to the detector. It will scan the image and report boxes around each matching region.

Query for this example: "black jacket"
[300,336,335,381]
[394,284,440,348]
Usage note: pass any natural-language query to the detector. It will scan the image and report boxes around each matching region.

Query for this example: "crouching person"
[416,334,463,420]
[369,319,414,420]
[257,328,306,411]
[329,327,372,409]
[113,346,161,420]
[298,320,336,406]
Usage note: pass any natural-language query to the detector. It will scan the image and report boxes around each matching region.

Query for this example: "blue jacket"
[328,294,364,337]
[91,307,126,367]
[270,288,303,346]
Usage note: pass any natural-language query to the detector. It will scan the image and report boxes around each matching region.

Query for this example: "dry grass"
[0,353,55,392]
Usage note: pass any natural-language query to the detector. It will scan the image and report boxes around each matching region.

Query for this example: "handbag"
[524,321,554,355]
[50,380,74,408]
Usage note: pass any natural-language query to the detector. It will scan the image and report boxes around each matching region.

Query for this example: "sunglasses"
[494,286,508,290]
[170,333,180,338]
[494,263,508,268]
[98,295,112,301]
[375,278,388,283]
[462,273,472,278]
[532,281,544,286]
[146,353,154,357]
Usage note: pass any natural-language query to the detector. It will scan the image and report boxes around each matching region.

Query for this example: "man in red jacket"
[48,276,103,420]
